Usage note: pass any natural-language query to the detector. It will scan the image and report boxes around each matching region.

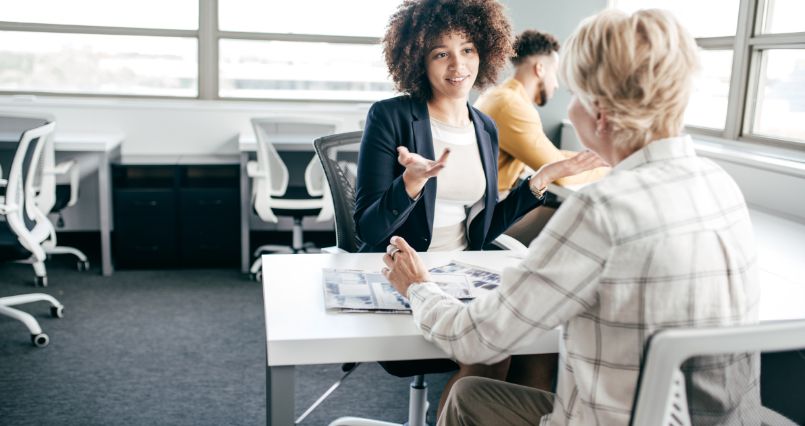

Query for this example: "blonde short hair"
[560,9,699,153]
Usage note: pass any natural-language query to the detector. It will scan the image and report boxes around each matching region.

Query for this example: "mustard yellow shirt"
[474,78,609,192]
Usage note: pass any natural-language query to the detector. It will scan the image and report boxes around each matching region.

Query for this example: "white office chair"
[0,119,55,286]
[25,117,89,271]
[0,121,65,347]
[247,116,339,280]
[631,320,804,425]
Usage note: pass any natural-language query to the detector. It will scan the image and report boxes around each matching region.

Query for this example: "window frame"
[611,0,805,151]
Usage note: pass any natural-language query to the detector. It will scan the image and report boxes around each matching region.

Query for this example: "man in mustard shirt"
[475,30,608,194]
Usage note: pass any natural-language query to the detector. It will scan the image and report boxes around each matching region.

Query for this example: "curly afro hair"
[383,0,513,102]
[511,30,560,65]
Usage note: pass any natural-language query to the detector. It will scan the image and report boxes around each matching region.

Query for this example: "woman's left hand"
[382,236,431,297]
[529,150,608,190]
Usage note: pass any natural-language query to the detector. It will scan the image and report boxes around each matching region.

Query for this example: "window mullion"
[724,0,757,140]
[0,20,196,38]
[217,31,379,45]
[198,0,218,100]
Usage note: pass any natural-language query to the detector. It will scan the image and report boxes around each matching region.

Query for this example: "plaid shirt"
[408,135,760,425]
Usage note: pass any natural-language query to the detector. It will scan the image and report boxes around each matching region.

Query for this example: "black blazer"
[354,95,542,253]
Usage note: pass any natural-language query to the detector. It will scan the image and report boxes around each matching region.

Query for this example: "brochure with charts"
[428,261,501,291]
[323,269,474,313]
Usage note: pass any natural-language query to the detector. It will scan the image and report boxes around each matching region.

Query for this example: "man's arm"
[407,193,612,365]
[498,102,608,186]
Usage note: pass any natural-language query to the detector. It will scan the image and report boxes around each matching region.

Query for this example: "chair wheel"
[255,271,263,283]
[35,276,48,287]
[31,333,49,348]
[77,260,90,272]
[51,306,64,319]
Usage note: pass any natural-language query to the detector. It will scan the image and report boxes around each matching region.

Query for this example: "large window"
[0,31,197,97]
[0,0,398,100]
[216,0,398,100]
[612,0,805,148]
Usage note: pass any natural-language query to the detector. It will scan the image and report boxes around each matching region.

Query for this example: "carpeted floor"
[0,259,451,425]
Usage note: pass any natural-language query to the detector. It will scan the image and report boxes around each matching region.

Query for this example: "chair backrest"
[313,131,363,253]
[3,121,54,259]
[250,116,341,195]
[250,117,341,223]
[631,320,805,425]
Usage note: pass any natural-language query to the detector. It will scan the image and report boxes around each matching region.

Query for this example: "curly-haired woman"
[353,0,605,414]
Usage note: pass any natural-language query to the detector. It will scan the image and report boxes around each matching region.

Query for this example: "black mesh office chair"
[0,121,65,347]
[313,131,363,253]
[312,131,443,426]
[311,131,530,425]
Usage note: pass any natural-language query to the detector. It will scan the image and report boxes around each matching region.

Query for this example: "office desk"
[0,131,123,276]
[263,239,805,425]
[262,251,557,426]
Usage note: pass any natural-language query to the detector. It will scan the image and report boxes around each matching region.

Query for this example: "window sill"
[691,134,805,179]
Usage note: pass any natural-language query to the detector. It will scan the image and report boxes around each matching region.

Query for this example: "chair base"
[0,293,64,347]
[250,217,319,281]
[329,375,430,426]
[14,256,48,287]
[45,244,90,271]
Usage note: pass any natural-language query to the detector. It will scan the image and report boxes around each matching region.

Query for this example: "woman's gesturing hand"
[398,147,451,199]
[529,150,608,193]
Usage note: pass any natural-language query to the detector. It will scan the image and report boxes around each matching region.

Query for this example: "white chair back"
[631,320,805,425]
[3,121,55,260]
[249,116,340,223]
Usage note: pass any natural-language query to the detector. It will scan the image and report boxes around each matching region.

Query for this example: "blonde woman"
[381,9,761,425]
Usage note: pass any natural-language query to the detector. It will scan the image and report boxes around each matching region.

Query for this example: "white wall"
[0,95,368,157]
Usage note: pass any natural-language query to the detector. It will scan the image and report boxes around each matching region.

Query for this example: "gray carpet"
[0,260,451,425]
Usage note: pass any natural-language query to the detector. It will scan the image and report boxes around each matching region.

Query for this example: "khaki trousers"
[438,376,555,426]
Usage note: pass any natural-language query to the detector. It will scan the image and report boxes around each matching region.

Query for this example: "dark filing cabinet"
[113,161,239,268]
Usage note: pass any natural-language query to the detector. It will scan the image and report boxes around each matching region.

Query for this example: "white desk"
[0,131,123,276]
[263,236,805,425]
[260,251,563,426]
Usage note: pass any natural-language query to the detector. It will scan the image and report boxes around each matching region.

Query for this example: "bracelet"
[529,181,548,200]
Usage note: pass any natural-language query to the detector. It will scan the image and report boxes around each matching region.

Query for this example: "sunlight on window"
[219,39,394,101]
[219,0,401,37]
[0,31,197,96]
[685,50,733,130]
[760,0,805,34]
[611,0,739,38]
[753,49,805,143]
[0,0,198,29]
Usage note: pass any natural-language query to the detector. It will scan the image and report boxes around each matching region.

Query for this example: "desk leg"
[240,152,250,274]
[267,365,295,426]
[98,150,114,276]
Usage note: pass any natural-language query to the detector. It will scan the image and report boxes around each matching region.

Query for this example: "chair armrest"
[48,160,80,207]
[321,246,347,254]
[490,234,528,252]
[0,202,18,215]
[50,159,76,175]
[246,160,262,178]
